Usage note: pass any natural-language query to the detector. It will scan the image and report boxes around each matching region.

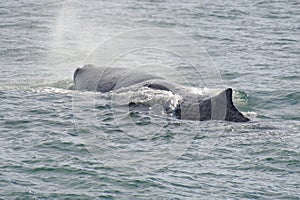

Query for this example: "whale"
[73,64,250,122]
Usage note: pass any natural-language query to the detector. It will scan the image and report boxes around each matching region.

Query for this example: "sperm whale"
[73,64,250,122]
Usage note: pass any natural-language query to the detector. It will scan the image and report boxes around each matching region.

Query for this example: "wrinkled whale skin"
[74,64,250,122]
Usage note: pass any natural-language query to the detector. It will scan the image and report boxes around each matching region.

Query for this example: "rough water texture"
[0,0,299,199]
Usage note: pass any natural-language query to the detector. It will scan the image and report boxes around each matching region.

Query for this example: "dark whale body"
[73,64,250,122]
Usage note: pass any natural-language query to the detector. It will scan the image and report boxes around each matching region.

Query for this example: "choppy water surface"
[0,0,299,199]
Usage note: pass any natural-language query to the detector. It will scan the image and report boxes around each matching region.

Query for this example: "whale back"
[74,65,162,92]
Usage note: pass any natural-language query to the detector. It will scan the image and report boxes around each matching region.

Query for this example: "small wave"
[233,89,249,105]
[26,79,75,94]
[0,79,75,95]
[31,87,73,94]
[33,79,74,90]
[243,111,258,119]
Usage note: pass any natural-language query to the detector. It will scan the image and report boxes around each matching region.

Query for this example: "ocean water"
[0,0,300,199]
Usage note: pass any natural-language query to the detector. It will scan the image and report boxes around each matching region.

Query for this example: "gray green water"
[0,0,299,199]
